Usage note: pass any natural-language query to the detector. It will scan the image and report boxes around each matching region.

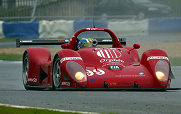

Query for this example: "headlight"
[75,72,86,81]
[155,60,169,81]
[156,71,165,80]
[66,61,87,82]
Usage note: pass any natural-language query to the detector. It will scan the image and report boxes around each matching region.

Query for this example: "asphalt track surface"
[0,61,180,113]
[0,42,16,48]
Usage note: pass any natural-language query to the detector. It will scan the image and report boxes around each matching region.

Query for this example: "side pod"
[54,49,87,88]
[140,49,171,87]
[24,47,51,85]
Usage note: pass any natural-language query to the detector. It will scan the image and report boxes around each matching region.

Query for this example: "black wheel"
[52,56,61,89]
[22,52,33,90]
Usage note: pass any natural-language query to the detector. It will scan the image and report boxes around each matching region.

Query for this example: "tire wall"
[1,18,181,39]
[39,20,74,39]
[108,19,149,37]
[0,21,4,38]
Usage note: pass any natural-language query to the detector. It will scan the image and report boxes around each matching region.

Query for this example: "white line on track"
[0,60,22,64]
[0,103,98,114]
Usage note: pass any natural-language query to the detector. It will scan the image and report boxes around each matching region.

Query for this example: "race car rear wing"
[16,38,126,48]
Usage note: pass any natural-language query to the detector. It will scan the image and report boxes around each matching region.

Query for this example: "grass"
[169,57,181,66]
[0,38,16,42]
[0,53,22,61]
[0,106,79,114]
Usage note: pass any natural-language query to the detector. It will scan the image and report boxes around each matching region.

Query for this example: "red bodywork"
[23,28,172,90]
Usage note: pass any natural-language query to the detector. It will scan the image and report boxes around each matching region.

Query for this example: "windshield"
[77,31,111,39]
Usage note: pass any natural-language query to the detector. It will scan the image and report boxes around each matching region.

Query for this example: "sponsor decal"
[121,82,131,85]
[102,62,125,68]
[108,66,122,70]
[28,78,37,82]
[102,39,112,42]
[61,82,70,86]
[100,59,124,63]
[139,72,144,75]
[89,77,95,81]
[116,74,145,77]
[86,69,105,76]
[110,82,119,86]
[147,56,169,61]
[96,78,108,81]
[110,82,131,86]
[86,28,104,31]
[97,49,122,58]
[100,59,124,67]
[20,40,32,43]
[58,40,69,43]
[60,57,82,63]
[58,40,64,42]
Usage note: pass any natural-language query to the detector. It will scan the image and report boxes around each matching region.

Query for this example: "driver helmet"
[78,38,97,49]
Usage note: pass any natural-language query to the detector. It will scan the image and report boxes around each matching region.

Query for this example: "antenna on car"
[92,0,96,28]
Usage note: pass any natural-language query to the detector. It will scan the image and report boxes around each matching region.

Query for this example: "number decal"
[86,69,105,76]
[93,69,105,75]
[86,70,94,76]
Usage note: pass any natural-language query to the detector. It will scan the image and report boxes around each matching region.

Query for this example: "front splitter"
[56,87,181,91]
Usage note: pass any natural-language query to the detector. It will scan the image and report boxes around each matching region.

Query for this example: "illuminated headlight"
[66,61,87,82]
[155,60,169,81]
[75,72,86,81]
[156,71,165,80]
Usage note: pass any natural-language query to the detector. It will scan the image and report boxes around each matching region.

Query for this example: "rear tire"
[22,52,41,90]
[22,52,34,90]
[52,56,61,90]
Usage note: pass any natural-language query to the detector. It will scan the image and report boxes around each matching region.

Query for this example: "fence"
[0,0,94,21]
[0,0,181,22]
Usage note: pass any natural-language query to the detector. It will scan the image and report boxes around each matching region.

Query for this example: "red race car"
[18,28,179,91]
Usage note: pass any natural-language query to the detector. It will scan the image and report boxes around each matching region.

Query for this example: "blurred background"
[0,0,181,65]
[0,0,181,21]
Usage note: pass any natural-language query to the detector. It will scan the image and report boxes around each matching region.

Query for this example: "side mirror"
[128,44,140,54]
[133,44,140,49]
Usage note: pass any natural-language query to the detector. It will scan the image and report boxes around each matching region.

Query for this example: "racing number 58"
[86,69,105,76]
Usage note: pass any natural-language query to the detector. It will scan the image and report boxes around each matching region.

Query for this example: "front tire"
[52,56,61,90]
